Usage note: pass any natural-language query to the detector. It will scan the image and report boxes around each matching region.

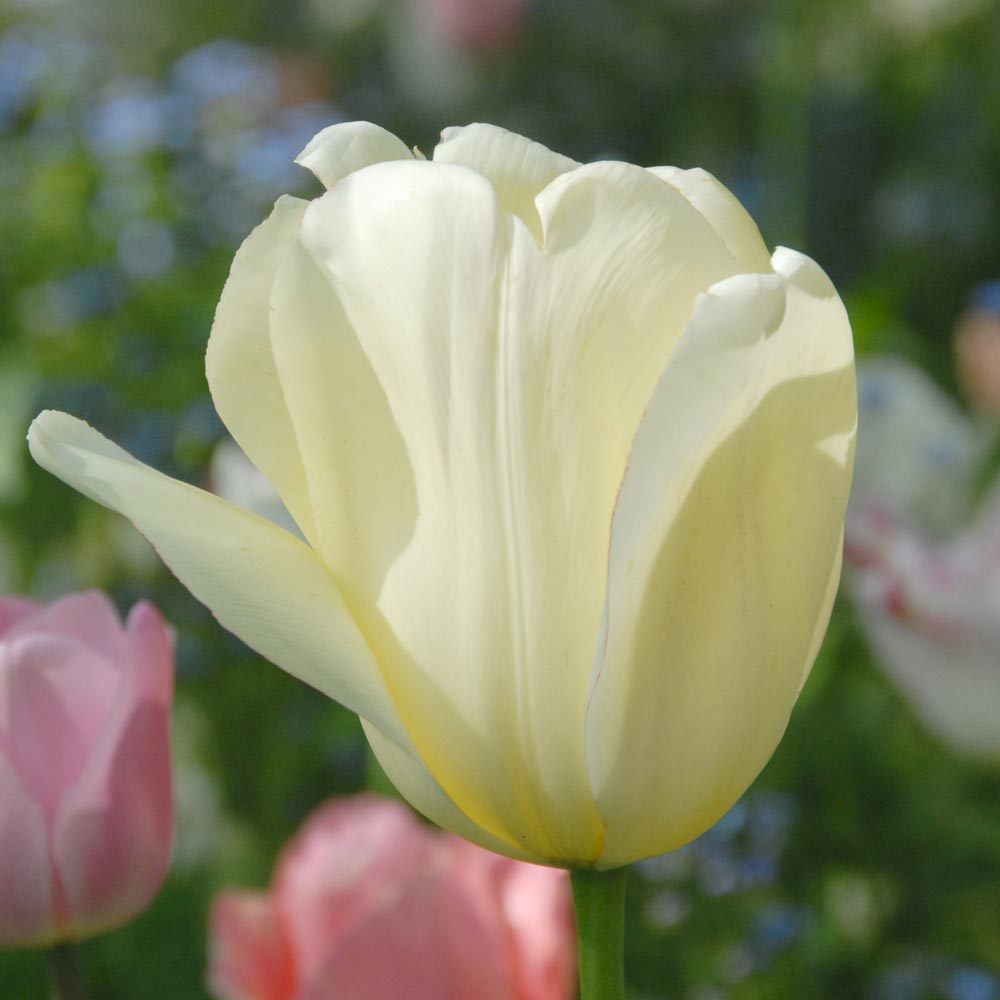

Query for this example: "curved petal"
[295,121,413,190]
[433,123,577,240]
[5,590,127,666]
[0,597,40,636]
[856,600,1000,762]
[54,709,173,937]
[124,601,175,707]
[800,535,844,692]
[360,721,536,862]
[587,250,856,867]
[209,891,296,1000]
[273,795,437,987]
[265,240,416,601]
[2,633,119,818]
[493,857,576,1000]
[443,837,576,1000]
[300,157,741,864]
[51,601,173,937]
[649,166,773,274]
[27,411,407,746]
[205,195,319,547]
[303,874,513,1000]
[0,755,53,947]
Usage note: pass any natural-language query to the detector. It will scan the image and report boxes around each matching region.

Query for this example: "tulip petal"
[295,121,413,190]
[0,597,40,635]
[434,123,577,239]
[205,194,319,547]
[209,891,296,1000]
[856,598,1000,762]
[301,157,741,863]
[27,411,407,746]
[49,602,173,937]
[273,795,437,988]
[360,721,536,862]
[2,633,119,818]
[0,755,53,947]
[588,250,856,867]
[443,838,576,1000]
[302,874,513,1000]
[649,166,773,274]
[54,704,173,937]
[5,590,128,667]
[265,240,417,600]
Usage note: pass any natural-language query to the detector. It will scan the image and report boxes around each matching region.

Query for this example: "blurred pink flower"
[845,495,1000,762]
[208,794,575,1000]
[0,591,174,947]
[414,0,526,52]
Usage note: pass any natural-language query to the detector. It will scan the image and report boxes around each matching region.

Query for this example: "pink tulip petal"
[0,597,41,636]
[124,602,175,708]
[1,633,119,818]
[443,838,575,1000]
[209,891,296,1000]
[495,859,576,1000]
[0,754,54,947]
[273,795,437,988]
[303,872,514,1000]
[5,591,128,666]
[53,609,174,938]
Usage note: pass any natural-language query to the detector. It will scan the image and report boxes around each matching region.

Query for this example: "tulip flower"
[208,794,574,1000]
[846,500,1000,763]
[29,123,855,874]
[0,591,174,948]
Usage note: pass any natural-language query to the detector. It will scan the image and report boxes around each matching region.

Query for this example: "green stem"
[571,866,628,1000]
[47,941,88,1000]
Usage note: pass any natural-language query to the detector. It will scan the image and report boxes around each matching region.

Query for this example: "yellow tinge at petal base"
[29,121,855,869]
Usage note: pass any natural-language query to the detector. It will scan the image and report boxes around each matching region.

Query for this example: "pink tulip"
[209,795,575,1000]
[0,591,174,947]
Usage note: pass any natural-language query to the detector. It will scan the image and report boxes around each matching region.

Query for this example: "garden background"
[1,0,999,996]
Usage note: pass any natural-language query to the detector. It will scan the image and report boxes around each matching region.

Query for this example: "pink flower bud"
[0,591,174,947]
[208,794,575,1000]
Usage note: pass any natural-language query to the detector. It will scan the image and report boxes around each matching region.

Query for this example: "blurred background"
[2,0,999,996]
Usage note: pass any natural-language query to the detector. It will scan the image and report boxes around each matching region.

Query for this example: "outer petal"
[208,892,296,1000]
[649,166,773,274]
[493,856,576,1000]
[301,874,513,1000]
[588,249,856,867]
[205,195,319,547]
[301,157,742,864]
[53,602,174,937]
[444,838,576,1000]
[272,796,437,989]
[4,590,128,667]
[360,721,536,862]
[1,633,119,819]
[295,121,413,189]
[856,599,1000,762]
[0,597,40,636]
[433,123,577,240]
[265,240,416,602]
[27,412,407,746]
[0,755,53,947]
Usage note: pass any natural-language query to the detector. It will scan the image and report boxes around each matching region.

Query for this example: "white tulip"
[30,122,856,868]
